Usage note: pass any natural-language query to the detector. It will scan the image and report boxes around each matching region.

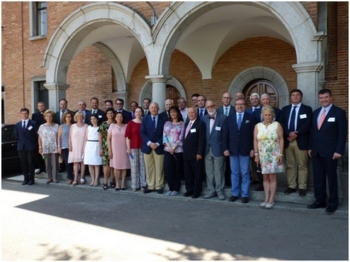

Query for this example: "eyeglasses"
[223,97,231,99]
[206,105,215,109]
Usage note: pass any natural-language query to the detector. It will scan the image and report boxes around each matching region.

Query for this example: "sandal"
[115,187,120,191]
[110,182,115,188]
[103,184,108,190]
[72,181,77,186]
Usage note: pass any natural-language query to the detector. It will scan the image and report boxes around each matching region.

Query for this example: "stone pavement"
[7,171,348,215]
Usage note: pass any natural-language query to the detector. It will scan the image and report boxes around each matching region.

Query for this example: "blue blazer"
[202,113,226,157]
[222,112,256,156]
[86,109,107,126]
[14,120,39,151]
[253,106,281,123]
[309,105,347,158]
[31,112,45,126]
[141,114,166,155]
[279,104,313,150]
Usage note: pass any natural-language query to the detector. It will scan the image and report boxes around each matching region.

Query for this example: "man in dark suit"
[223,98,256,203]
[246,92,261,185]
[202,100,227,200]
[182,107,206,198]
[141,102,166,194]
[15,108,39,185]
[115,98,132,123]
[177,97,188,122]
[279,89,312,196]
[307,89,347,213]
[252,93,281,191]
[142,98,151,116]
[217,92,235,116]
[129,101,138,119]
[54,99,73,125]
[75,100,89,123]
[86,97,106,126]
[196,95,208,120]
[31,101,46,174]
[159,99,173,120]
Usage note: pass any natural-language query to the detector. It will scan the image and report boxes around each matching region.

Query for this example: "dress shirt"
[317,104,332,123]
[288,103,301,131]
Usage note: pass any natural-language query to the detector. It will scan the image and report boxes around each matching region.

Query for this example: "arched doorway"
[243,79,279,108]
[166,85,181,102]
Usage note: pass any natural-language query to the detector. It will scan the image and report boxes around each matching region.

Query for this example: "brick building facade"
[2,2,348,124]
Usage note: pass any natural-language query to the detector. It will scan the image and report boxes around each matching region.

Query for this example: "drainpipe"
[21,2,25,106]
[146,2,158,26]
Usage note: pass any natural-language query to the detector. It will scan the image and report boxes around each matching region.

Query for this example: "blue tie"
[289,106,297,131]
[225,107,228,116]
[152,116,156,130]
[237,113,242,129]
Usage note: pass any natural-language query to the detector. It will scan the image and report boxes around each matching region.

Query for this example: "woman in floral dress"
[254,105,284,209]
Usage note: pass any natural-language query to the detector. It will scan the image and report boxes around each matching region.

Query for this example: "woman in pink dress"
[108,112,130,190]
[68,112,88,186]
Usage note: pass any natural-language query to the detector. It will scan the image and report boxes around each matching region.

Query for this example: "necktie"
[318,109,326,129]
[237,113,242,129]
[224,107,228,116]
[209,117,215,133]
[289,106,297,131]
[185,122,192,138]
[152,116,156,130]
[200,109,204,119]
[22,121,26,129]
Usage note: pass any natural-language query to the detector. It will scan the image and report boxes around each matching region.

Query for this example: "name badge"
[299,114,307,119]
[28,126,33,130]
[98,115,102,118]
[328,117,335,122]
[245,120,250,123]
[215,126,221,131]
[190,128,196,133]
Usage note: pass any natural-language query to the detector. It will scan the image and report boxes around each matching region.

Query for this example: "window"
[32,79,48,112]
[30,2,47,38]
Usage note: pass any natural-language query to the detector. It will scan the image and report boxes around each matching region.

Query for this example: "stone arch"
[153,2,319,77]
[139,76,186,105]
[228,67,290,108]
[42,2,152,88]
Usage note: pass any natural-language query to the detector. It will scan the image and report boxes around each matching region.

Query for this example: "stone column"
[115,91,129,111]
[145,75,168,112]
[44,83,70,111]
[292,62,322,110]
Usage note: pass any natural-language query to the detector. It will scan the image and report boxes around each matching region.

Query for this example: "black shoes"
[241,197,249,203]
[284,187,297,194]
[229,196,239,202]
[22,180,28,185]
[325,206,337,213]
[299,189,307,196]
[157,188,164,194]
[307,201,326,209]
[183,192,193,197]
[191,193,200,199]
[27,180,34,185]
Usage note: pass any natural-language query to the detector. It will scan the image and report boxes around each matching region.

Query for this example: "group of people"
[15,88,346,213]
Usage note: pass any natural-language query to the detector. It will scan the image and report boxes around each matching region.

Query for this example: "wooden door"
[243,79,279,108]
[166,85,181,102]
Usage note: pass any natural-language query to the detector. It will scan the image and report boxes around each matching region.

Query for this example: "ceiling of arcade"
[71,3,292,81]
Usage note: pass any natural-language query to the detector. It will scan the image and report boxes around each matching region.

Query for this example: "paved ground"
[1,175,348,261]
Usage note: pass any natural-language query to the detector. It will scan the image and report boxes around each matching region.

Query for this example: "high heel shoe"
[265,202,275,209]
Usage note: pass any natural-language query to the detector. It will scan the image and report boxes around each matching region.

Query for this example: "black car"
[2,124,21,172]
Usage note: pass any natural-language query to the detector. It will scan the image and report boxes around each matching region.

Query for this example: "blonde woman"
[38,109,59,183]
[254,105,284,209]
[68,112,88,186]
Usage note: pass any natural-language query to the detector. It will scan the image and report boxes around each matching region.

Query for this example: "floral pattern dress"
[256,121,285,174]
[98,121,111,166]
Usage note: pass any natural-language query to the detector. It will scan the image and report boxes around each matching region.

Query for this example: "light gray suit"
[203,113,227,198]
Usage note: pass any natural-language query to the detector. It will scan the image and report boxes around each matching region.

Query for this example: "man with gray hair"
[160,99,174,120]
[253,93,281,122]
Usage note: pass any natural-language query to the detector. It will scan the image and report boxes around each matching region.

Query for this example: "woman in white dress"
[84,114,102,186]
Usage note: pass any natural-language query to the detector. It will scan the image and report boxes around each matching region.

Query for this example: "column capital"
[145,75,170,83]
[44,83,70,90]
[292,62,323,73]
[114,91,129,97]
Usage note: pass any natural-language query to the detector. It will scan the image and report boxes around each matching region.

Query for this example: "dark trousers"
[184,158,203,194]
[164,151,183,192]
[312,154,339,208]
[18,148,36,182]
[61,148,74,180]
[224,156,231,187]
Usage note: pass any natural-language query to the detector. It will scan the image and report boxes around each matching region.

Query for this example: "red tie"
[318,109,326,130]
[185,122,192,138]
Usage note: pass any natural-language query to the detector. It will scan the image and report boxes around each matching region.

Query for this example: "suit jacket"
[115,109,132,124]
[279,103,313,149]
[14,119,39,151]
[246,106,261,115]
[253,106,281,123]
[223,112,256,156]
[217,105,235,116]
[182,118,206,160]
[86,109,106,126]
[141,114,166,155]
[31,112,46,126]
[202,113,226,157]
[309,105,347,158]
[197,108,208,120]
[54,109,73,124]
[159,111,170,121]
